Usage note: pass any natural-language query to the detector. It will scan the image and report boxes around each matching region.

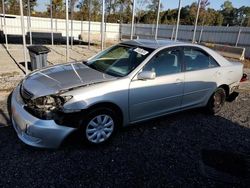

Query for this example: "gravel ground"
[0,90,249,187]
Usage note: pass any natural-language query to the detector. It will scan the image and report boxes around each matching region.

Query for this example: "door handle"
[175,78,183,84]
[215,71,221,76]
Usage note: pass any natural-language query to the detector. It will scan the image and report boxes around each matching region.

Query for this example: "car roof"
[120,39,188,49]
[120,39,230,66]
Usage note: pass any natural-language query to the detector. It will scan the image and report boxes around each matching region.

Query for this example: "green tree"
[115,0,132,23]
[189,2,199,25]
[160,3,225,26]
[136,0,150,23]
[236,6,250,26]
[76,0,89,21]
[3,0,36,15]
[50,0,64,19]
[145,0,163,24]
[221,0,233,12]
[220,0,235,26]
[215,12,224,26]
[92,0,101,21]
[204,8,223,26]
[23,0,37,15]
[0,1,3,15]
[5,0,19,14]
[76,0,101,22]
[147,0,163,12]
[69,0,77,19]
[179,6,190,25]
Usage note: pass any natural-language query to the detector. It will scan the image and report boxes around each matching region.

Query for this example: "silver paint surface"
[22,62,116,98]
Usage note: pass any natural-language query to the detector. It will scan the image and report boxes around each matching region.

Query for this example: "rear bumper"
[11,85,76,149]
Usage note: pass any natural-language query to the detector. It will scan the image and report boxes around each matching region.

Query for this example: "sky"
[35,0,250,12]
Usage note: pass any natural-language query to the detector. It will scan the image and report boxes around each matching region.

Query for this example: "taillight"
[240,73,248,82]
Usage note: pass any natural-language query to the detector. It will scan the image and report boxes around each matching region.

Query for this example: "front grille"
[20,85,34,100]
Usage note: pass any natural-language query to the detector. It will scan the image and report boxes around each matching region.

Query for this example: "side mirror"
[137,71,156,80]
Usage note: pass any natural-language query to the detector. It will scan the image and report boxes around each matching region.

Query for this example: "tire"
[82,108,118,145]
[206,88,226,114]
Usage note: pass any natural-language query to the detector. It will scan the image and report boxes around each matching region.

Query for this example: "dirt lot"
[243,58,250,68]
[0,44,250,187]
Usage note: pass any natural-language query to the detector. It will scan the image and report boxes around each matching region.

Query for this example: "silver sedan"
[11,39,243,148]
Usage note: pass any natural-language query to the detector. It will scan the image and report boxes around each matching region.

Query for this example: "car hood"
[22,62,116,98]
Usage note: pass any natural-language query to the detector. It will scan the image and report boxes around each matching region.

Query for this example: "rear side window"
[183,47,219,71]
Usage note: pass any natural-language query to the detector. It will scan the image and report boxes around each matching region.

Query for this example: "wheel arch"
[218,84,229,97]
[86,102,124,126]
[205,84,228,106]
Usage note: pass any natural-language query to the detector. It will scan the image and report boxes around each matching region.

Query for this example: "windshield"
[86,44,153,77]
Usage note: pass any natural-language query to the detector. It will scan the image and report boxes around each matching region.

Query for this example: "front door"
[129,47,184,122]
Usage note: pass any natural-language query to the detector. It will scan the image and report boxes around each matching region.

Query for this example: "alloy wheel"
[86,114,114,143]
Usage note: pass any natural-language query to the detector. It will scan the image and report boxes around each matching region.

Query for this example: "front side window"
[143,48,182,77]
[184,47,219,71]
[86,44,153,77]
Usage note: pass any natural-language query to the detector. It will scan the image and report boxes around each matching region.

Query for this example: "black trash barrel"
[0,30,4,43]
[27,45,51,71]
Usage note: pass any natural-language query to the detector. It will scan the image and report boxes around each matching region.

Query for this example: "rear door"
[182,46,221,108]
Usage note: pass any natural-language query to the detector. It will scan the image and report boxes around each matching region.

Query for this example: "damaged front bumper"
[11,85,76,149]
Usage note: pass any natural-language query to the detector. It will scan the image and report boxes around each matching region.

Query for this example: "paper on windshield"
[133,48,149,55]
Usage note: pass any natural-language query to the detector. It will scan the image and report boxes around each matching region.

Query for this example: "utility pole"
[2,0,8,49]
[192,0,201,43]
[101,0,105,50]
[27,0,32,45]
[130,0,136,40]
[19,0,28,74]
[66,0,69,61]
[155,0,161,40]
[175,0,182,41]
[88,0,91,49]
[236,14,247,47]
[70,1,74,48]
[50,0,54,46]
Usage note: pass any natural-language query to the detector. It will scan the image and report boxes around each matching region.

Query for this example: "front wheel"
[206,88,226,114]
[83,108,117,144]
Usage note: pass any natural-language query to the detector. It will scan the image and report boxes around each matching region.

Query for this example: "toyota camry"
[11,39,243,148]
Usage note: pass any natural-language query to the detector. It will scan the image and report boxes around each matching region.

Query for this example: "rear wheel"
[83,108,117,144]
[206,88,226,114]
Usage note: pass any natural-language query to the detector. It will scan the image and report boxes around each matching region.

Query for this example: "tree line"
[0,0,249,27]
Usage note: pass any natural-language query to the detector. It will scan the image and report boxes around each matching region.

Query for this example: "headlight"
[32,95,72,111]
[25,95,73,119]
[34,96,56,109]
